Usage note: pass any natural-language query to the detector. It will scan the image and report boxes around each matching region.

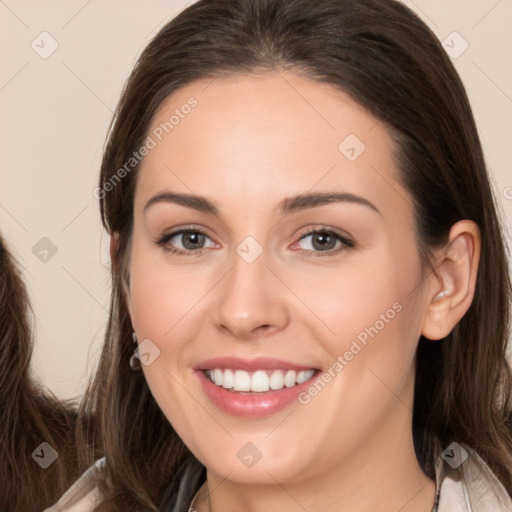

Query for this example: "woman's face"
[126,71,434,486]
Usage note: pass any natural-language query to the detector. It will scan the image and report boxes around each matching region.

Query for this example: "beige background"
[0,1,511,399]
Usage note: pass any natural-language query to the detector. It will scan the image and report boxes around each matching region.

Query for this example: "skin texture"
[121,71,480,512]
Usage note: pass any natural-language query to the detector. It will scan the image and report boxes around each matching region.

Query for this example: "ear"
[110,232,135,325]
[421,220,481,341]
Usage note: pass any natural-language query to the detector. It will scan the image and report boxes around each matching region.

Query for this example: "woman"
[47,0,512,510]
[0,233,89,511]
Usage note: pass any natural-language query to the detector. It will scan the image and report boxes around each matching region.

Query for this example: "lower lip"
[195,370,320,418]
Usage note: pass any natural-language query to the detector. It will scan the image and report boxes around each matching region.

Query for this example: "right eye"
[156,228,217,256]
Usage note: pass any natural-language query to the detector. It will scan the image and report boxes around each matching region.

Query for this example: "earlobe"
[421,220,481,341]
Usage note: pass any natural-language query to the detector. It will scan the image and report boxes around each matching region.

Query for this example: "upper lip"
[194,356,319,372]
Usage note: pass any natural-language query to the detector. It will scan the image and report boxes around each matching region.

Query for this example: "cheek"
[304,243,424,399]
[300,249,421,350]
[129,249,209,343]
[128,256,208,429]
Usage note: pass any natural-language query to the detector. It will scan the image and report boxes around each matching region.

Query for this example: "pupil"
[183,232,204,250]
[313,232,335,251]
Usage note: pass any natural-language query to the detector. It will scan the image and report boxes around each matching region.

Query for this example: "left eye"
[292,229,353,255]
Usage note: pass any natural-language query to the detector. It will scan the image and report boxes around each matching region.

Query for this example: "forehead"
[135,71,408,219]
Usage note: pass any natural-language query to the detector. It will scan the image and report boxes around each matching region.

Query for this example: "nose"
[212,244,290,340]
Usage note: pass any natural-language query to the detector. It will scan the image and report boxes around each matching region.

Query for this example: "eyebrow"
[143,191,381,216]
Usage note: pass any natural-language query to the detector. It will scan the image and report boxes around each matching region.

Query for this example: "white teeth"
[206,368,315,392]
[213,368,223,386]
[269,370,284,390]
[251,370,269,392]
[234,370,251,391]
[222,369,234,389]
[297,370,312,384]
[284,370,296,388]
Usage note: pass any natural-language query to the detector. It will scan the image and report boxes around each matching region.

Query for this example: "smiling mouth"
[203,368,320,393]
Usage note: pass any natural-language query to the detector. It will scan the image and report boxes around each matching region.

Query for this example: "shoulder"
[43,458,105,512]
[437,444,512,512]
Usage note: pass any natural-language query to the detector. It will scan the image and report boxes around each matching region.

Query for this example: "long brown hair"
[0,233,84,511]
[80,0,512,510]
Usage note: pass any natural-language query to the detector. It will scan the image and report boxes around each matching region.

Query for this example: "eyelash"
[155,225,354,258]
